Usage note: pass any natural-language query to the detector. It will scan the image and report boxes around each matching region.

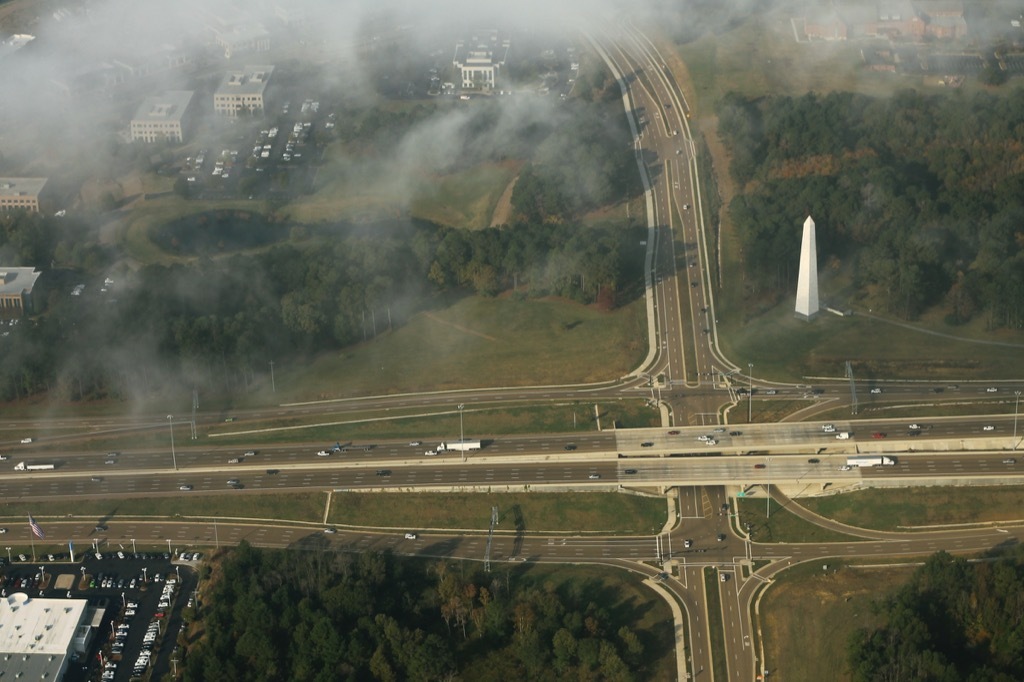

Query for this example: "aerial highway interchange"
[4,22,1024,682]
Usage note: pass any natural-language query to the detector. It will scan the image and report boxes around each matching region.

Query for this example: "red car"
[872,432,887,439]
[667,430,680,435]
[754,463,766,469]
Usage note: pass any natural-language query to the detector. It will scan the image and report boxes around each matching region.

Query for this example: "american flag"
[28,515,45,539]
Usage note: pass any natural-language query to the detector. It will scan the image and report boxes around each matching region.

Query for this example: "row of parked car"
[3,574,40,590]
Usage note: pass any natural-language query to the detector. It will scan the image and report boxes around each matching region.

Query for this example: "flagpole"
[28,514,44,562]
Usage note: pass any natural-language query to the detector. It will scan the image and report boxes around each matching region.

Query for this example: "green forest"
[717,88,1024,327]
[849,549,1024,681]
[181,542,670,682]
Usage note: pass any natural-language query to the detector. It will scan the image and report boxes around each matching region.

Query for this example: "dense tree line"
[0,215,642,401]
[716,88,1024,326]
[510,100,640,223]
[848,549,1024,681]
[182,542,664,681]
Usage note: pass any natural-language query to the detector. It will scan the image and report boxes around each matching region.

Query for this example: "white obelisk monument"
[795,215,819,320]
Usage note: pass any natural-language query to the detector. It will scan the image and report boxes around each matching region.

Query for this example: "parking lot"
[181,95,331,201]
[1,552,199,682]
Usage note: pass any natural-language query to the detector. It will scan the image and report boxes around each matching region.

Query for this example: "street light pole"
[269,360,276,393]
[5,547,10,563]
[766,457,772,518]
[748,363,754,423]
[1014,391,1022,451]
[131,539,136,556]
[167,415,177,471]
[458,404,466,463]
[167,539,172,555]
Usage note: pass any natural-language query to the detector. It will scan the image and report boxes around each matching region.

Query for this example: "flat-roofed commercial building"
[0,593,103,680]
[214,65,274,116]
[453,30,509,90]
[0,177,47,213]
[130,90,195,143]
[0,267,42,316]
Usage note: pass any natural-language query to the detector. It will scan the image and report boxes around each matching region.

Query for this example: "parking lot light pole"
[167,539,172,555]
[167,415,177,471]
[141,567,148,583]
[131,538,136,555]
[5,547,10,563]
[1014,391,1022,451]
[748,363,754,423]
[458,404,466,463]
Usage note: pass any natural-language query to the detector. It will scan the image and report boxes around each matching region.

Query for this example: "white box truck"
[437,439,482,452]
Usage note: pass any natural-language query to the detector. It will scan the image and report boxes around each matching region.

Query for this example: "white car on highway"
[316,450,331,457]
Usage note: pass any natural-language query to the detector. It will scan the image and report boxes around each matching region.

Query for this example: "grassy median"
[703,566,728,681]
[327,491,667,534]
[1,491,667,536]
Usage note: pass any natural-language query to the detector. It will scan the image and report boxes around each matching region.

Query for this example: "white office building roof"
[132,90,194,124]
[215,65,274,97]
[0,177,47,199]
[0,593,92,681]
[0,267,41,296]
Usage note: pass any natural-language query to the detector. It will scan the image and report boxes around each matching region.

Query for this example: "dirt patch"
[489,173,518,227]
[421,311,498,342]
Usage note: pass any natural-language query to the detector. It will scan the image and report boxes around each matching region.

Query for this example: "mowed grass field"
[273,294,649,401]
[737,498,863,543]
[801,486,1024,531]
[760,561,916,681]
[717,298,1024,385]
[327,491,668,534]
